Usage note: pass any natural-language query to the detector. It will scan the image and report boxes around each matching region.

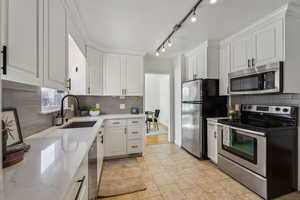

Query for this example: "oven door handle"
[217,124,266,137]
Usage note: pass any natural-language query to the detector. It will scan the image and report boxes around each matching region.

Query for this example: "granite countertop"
[2,114,145,200]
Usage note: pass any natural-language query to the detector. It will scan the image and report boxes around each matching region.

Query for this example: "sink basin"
[61,121,97,129]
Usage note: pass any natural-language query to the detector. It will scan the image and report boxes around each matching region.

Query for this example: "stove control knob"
[275,107,281,112]
[283,108,289,113]
[247,106,252,109]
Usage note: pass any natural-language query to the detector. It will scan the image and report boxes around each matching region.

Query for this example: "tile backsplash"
[2,81,57,138]
[77,96,144,114]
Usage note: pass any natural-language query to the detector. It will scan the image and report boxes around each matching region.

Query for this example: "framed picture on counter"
[2,108,23,146]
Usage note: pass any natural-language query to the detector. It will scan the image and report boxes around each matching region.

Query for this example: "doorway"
[144,73,170,145]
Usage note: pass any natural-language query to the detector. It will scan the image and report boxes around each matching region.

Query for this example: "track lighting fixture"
[167,40,172,47]
[209,0,218,4]
[155,0,203,55]
[190,9,197,23]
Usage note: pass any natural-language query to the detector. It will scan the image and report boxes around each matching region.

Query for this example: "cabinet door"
[219,43,231,96]
[104,127,126,157]
[124,55,143,96]
[230,34,253,72]
[44,0,67,91]
[195,45,207,79]
[253,19,284,66]
[207,122,218,164]
[97,132,104,183]
[86,47,103,95]
[103,54,122,96]
[1,0,43,86]
[68,36,86,95]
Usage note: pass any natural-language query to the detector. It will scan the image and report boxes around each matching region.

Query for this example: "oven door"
[218,125,267,177]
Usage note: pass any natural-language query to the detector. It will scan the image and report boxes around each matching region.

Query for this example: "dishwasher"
[88,138,98,200]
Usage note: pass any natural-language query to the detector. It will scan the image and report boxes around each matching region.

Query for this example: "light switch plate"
[96,104,100,109]
[120,104,126,109]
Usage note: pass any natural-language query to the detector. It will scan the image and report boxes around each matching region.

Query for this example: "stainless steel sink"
[61,121,97,129]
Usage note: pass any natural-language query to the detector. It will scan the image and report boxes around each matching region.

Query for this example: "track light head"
[190,9,197,23]
[167,40,172,47]
[209,0,218,4]
[161,46,166,52]
[155,51,160,56]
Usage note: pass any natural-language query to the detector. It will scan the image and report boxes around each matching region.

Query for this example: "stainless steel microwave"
[229,62,283,95]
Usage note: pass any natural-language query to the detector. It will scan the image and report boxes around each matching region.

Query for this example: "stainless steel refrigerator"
[181,79,227,159]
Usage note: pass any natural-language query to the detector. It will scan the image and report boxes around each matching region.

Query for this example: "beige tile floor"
[100,144,300,200]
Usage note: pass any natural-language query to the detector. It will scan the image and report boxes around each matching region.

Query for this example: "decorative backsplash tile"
[77,96,144,114]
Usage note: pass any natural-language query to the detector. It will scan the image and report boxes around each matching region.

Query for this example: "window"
[41,88,66,113]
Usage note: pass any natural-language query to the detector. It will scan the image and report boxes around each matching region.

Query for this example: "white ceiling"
[74,0,293,56]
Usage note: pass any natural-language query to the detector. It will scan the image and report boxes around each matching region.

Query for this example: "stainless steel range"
[218,105,298,199]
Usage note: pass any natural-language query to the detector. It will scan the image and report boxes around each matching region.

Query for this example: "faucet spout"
[60,94,80,125]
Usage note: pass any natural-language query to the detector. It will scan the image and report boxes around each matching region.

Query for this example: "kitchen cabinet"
[97,127,104,185]
[230,33,253,72]
[104,126,127,157]
[124,55,144,96]
[1,0,43,86]
[104,118,144,158]
[184,40,219,81]
[253,18,284,67]
[64,155,88,200]
[222,3,300,93]
[219,42,231,96]
[86,46,104,95]
[103,54,143,96]
[103,54,123,96]
[68,35,86,95]
[43,0,68,91]
[207,119,218,164]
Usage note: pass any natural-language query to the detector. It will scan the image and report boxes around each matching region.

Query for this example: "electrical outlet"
[120,104,126,110]
[96,104,100,109]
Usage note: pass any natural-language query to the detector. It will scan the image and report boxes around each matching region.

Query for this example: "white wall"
[145,74,170,127]
[174,55,184,146]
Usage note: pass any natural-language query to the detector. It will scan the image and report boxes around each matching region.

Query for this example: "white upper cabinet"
[86,46,103,95]
[184,41,219,81]
[103,53,144,96]
[124,55,144,96]
[103,54,123,96]
[68,35,86,95]
[219,42,231,96]
[43,0,68,91]
[1,0,43,86]
[230,34,253,72]
[222,2,300,93]
[253,18,284,67]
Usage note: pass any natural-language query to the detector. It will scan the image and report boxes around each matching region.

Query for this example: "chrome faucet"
[60,95,80,125]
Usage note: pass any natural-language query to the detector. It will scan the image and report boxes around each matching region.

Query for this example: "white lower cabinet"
[104,118,144,158]
[207,120,218,164]
[97,128,104,185]
[64,155,88,200]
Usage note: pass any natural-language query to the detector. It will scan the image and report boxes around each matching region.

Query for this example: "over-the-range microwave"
[229,61,283,95]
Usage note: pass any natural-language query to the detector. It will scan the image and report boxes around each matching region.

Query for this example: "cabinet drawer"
[127,139,143,154]
[127,118,143,126]
[105,119,125,127]
[127,126,143,139]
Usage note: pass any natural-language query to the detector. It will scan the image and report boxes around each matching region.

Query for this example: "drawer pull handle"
[101,135,104,144]
[131,145,138,148]
[132,121,139,123]
[132,131,139,134]
[112,122,120,125]
[75,176,86,200]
